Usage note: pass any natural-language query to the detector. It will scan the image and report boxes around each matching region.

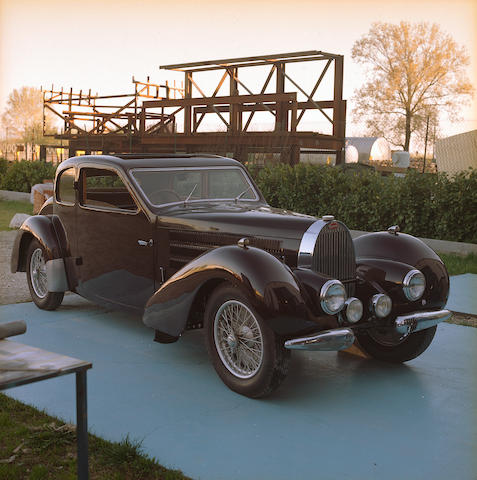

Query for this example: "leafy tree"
[1,87,57,159]
[351,22,474,151]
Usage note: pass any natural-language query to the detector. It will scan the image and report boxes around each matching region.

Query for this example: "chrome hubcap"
[214,300,264,379]
[30,248,48,299]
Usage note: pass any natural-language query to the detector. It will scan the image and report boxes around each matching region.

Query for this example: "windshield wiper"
[184,184,198,205]
[234,185,253,203]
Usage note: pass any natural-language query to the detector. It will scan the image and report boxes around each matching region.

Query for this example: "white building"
[435,130,477,174]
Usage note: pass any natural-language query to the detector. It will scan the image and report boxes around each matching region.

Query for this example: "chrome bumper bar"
[284,328,355,351]
[395,309,451,335]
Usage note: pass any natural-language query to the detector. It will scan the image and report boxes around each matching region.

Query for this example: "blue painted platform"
[448,274,477,315]
[1,296,476,480]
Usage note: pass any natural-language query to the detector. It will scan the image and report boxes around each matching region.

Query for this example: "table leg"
[76,370,89,480]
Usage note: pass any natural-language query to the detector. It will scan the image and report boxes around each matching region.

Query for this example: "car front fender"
[354,232,449,311]
[143,245,317,340]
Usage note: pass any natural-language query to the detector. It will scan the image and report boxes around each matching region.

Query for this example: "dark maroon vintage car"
[11,154,451,397]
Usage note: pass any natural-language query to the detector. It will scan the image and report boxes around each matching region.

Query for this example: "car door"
[75,165,155,311]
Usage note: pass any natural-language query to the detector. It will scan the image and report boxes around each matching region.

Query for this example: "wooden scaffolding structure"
[43,51,346,164]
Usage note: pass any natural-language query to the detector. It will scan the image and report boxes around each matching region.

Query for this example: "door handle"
[138,239,153,247]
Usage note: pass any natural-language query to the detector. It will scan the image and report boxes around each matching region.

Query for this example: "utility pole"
[422,115,430,173]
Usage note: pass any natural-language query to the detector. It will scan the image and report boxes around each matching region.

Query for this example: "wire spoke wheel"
[214,300,264,379]
[26,239,64,311]
[30,248,48,299]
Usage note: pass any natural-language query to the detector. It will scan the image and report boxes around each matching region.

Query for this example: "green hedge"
[0,160,57,193]
[250,164,477,244]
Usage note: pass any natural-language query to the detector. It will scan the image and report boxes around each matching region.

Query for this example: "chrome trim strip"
[284,328,355,351]
[297,219,327,269]
[395,309,451,335]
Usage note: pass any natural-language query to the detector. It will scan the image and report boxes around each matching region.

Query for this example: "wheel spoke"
[30,248,48,299]
[214,300,264,379]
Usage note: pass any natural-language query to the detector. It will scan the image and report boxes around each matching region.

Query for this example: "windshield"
[131,166,259,206]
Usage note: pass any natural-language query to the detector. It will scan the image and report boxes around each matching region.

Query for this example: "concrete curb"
[0,190,31,202]
[351,230,477,255]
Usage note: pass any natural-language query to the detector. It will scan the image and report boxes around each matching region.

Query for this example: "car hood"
[155,202,317,240]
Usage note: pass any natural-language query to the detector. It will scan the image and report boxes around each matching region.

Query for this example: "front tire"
[356,325,437,363]
[204,285,290,398]
[26,239,64,310]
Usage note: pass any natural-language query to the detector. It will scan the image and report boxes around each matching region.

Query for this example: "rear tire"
[204,285,290,398]
[26,239,64,310]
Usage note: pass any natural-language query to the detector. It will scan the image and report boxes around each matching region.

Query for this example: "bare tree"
[351,21,474,151]
[1,86,57,160]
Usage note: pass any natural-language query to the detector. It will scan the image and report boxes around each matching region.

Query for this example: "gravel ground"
[0,229,476,327]
[0,230,31,305]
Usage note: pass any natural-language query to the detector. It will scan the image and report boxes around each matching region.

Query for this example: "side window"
[80,168,137,212]
[57,168,76,204]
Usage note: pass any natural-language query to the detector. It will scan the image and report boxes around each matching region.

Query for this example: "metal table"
[0,339,92,479]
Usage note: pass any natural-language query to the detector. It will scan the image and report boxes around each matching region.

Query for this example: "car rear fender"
[143,245,313,340]
[11,215,70,292]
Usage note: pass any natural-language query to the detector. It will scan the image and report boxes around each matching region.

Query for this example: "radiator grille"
[312,222,356,294]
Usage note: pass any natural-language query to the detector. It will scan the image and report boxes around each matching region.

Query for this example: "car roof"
[58,153,243,172]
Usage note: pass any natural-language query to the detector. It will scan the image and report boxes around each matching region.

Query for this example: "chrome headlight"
[344,297,363,324]
[371,294,392,318]
[403,269,426,301]
[320,280,346,315]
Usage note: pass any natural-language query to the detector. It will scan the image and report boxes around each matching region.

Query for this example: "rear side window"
[80,168,137,211]
[57,168,76,204]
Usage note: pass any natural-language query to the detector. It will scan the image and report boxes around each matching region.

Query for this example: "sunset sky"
[0,0,476,139]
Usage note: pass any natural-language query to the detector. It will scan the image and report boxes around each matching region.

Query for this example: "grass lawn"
[0,394,188,480]
[439,252,477,276]
[0,200,32,231]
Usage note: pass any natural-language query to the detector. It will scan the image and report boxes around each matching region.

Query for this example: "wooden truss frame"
[45,51,346,164]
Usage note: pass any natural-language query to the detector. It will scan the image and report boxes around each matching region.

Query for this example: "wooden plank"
[143,92,297,109]
[140,132,343,150]
[193,99,336,114]
[172,55,336,73]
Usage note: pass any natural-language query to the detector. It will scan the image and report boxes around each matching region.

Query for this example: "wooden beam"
[168,55,337,73]
[333,55,345,165]
[160,51,326,70]
[143,92,296,109]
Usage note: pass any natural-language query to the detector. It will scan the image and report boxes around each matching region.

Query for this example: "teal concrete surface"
[448,274,477,315]
[1,296,476,480]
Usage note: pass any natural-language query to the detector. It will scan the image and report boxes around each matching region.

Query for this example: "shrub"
[250,164,477,243]
[0,160,57,193]
[0,158,8,185]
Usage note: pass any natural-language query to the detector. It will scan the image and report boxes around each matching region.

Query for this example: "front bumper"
[284,328,355,351]
[284,309,451,351]
[395,309,451,335]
